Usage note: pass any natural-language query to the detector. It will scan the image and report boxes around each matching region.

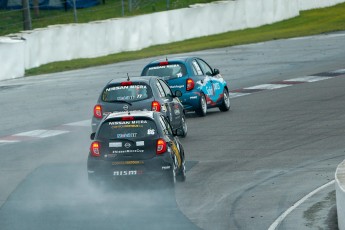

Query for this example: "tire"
[195,93,207,116]
[180,116,188,138]
[176,160,186,182]
[219,88,230,112]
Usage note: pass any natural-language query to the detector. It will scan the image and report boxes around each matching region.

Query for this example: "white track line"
[244,84,291,90]
[64,119,91,127]
[284,76,332,83]
[229,92,251,98]
[268,180,335,230]
[13,129,69,138]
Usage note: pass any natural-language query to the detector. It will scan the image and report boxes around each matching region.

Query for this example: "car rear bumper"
[87,153,173,179]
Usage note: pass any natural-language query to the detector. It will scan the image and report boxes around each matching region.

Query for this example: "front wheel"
[219,88,230,112]
[195,93,207,116]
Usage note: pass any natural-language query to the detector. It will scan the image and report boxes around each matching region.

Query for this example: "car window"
[159,115,173,136]
[102,83,152,102]
[158,79,173,97]
[143,63,187,79]
[197,59,213,76]
[98,119,158,139]
[192,60,203,75]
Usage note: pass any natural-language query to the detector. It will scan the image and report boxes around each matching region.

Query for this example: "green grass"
[21,2,345,76]
[0,0,218,36]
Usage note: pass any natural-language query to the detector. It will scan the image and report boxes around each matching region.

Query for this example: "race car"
[141,56,230,116]
[91,76,187,137]
[87,111,186,187]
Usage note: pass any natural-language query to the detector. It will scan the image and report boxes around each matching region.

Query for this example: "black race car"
[87,111,186,187]
[92,76,187,137]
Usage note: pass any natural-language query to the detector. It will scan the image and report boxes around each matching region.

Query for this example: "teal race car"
[141,56,230,116]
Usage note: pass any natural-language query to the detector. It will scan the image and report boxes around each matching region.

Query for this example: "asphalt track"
[0,31,345,230]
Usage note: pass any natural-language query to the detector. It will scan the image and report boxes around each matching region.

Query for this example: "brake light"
[186,78,194,91]
[156,139,167,155]
[122,116,134,121]
[152,101,161,112]
[121,81,132,86]
[159,61,169,66]
[90,141,101,157]
[93,104,102,119]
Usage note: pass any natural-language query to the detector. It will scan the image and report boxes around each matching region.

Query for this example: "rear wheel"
[219,88,230,112]
[176,160,186,182]
[195,93,207,116]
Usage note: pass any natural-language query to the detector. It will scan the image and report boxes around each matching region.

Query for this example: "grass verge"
[25,2,345,76]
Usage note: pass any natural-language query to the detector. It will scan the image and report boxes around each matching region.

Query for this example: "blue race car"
[141,57,230,116]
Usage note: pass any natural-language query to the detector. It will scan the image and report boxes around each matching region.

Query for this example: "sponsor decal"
[136,141,144,146]
[123,104,129,111]
[189,96,197,99]
[112,161,144,165]
[109,120,148,126]
[117,133,137,138]
[109,142,122,147]
[170,85,184,89]
[105,153,117,158]
[162,166,171,170]
[113,170,143,176]
[148,64,179,70]
[106,85,147,92]
[112,149,144,154]
[147,129,155,135]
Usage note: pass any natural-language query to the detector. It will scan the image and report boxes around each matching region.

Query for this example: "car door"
[158,115,183,169]
[191,59,214,101]
[155,79,175,125]
[158,79,182,129]
[196,58,223,104]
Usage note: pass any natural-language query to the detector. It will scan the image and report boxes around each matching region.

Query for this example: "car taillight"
[156,139,167,155]
[122,116,134,121]
[90,141,101,157]
[152,101,161,112]
[121,81,132,86]
[186,78,195,91]
[93,104,102,119]
[159,61,169,66]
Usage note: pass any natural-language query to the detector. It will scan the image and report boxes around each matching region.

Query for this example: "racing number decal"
[171,142,182,167]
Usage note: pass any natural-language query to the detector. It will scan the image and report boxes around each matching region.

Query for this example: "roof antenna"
[165,56,168,62]
[127,73,130,81]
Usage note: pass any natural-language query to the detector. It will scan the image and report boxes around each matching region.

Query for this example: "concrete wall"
[0,0,344,81]
[336,160,345,230]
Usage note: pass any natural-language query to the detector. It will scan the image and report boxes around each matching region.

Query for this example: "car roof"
[105,111,156,120]
[107,76,158,85]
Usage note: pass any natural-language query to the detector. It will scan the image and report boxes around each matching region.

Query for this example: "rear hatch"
[100,82,153,114]
[97,117,159,161]
[142,62,188,93]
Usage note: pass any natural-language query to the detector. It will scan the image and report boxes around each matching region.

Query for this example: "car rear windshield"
[98,119,158,140]
[143,63,187,79]
[102,83,152,102]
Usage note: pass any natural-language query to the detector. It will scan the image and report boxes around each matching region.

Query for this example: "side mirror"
[213,68,220,75]
[174,90,182,97]
[173,129,184,137]
[90,133,96,140]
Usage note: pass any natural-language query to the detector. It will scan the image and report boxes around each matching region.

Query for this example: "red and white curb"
[0,69,344,145]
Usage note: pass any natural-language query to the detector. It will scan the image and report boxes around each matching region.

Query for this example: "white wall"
[336,160,345,230]
[0,0,344,81]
